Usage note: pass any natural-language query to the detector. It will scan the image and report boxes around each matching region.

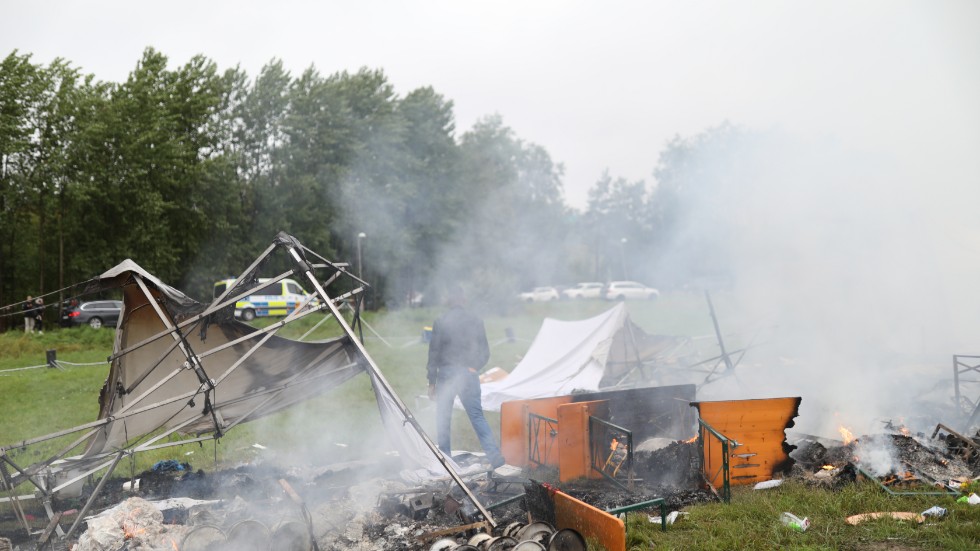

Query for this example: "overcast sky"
[4,0,978,208]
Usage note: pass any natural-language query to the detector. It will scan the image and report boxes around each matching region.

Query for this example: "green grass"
[626,479,980,550]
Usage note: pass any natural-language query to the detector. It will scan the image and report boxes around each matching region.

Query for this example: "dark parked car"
[64,300,123,329]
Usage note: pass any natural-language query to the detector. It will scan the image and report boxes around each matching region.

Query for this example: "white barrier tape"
[0,364,48,374]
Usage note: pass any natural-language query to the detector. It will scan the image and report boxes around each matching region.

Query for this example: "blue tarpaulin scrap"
[151,460,186,472]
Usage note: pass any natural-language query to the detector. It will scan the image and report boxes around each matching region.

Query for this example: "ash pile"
[560,439,713,512]
[55,437,716,551]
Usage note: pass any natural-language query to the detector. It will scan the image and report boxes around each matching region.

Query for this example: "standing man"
[426,286,517,475]
[23,296,35,334]
[33,296,44,335]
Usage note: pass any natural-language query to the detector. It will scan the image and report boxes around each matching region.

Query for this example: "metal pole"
[357,232,366,280]
[619,238,628,280]
[282,239,497,527]
[63,451,125,541]
[705,291,735,373]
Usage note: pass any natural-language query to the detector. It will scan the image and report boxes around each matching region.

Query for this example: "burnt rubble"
[7,427,980,550]
[790,430,980,493]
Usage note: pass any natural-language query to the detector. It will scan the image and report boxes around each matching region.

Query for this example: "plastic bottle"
[921,506,947,518]
[780,512,810,532]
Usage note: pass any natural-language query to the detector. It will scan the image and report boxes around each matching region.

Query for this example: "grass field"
[3,294,978,549]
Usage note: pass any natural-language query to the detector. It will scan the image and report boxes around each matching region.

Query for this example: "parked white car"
[519,287,561,302]
[603,281,660,300]
[562,282,605,300]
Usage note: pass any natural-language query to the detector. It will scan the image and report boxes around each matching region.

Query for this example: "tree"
[646,122,748,287]
[446,115,569,307]
[0,51,46,312]
[585,171,649,281]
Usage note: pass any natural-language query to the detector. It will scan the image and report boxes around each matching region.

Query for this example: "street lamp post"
[357,232,366,280]
[620,237,628,280]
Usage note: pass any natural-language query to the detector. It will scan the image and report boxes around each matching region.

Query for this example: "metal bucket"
[430,537,458,551]
[486,536,519,551]
[180,525,225,551]
[547,528,587,551]
[516,521,554,544]
[271,520,312,551]
[468,533,493,548]
[501,522,524,539]
[226,519,271,551]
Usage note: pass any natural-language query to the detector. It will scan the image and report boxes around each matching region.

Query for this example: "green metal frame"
[486,493,526,511]
[697,419,737,503]
[528,412,559,467]
[588,416,634,491]
[856,466,960,497]
[607,497,668,532]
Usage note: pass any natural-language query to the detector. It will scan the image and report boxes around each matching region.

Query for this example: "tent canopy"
[480,303,684,411]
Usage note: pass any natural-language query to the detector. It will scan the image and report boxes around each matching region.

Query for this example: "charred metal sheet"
[573,384,696,441]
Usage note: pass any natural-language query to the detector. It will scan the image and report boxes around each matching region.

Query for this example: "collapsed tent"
[480,303,689,411]
[80,261,363,456]
[0,233,492,544]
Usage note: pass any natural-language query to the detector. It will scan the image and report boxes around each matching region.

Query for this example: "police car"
[213,278,318,321]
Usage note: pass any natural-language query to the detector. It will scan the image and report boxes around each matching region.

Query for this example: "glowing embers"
[879,470,919,488]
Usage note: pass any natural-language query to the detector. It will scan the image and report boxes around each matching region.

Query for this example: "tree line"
[1,48,741,325]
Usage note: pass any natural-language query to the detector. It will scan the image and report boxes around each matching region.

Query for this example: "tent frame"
[0,232,494,545]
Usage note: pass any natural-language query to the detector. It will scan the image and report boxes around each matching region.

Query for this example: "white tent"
[480,303,684,411]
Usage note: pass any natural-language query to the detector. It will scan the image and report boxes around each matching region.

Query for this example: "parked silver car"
[518,287,561,302]
[603,281,660,300]
[562,282,605,300]
[64,300,123,329]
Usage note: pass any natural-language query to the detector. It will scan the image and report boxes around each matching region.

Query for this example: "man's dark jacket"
[426,306,490,384]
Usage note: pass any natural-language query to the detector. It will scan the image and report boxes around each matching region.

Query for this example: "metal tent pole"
[280,235,497,527]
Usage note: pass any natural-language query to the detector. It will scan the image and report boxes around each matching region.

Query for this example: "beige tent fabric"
[81,260,363,458]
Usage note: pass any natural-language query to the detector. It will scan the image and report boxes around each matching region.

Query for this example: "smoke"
[853,436,902,477]
[654,126,980,438]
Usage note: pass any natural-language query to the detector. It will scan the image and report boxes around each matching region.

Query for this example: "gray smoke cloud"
[666,127,980,439]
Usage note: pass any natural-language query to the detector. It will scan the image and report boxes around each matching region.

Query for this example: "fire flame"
[122,507,147,541]
[821,465,835,470]
[900,426,910,437]
[171,538,179,551]
[838,425,855,445]
[684,435,698,444]
[610,438,619,451]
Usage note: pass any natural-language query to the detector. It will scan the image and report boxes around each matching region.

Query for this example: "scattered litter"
[122,479,140,492]
[184,451,194,456]
[844,512,924,525]
[252,443,267,450]
[921,506,947,518]
[779,512,810,532]
[956,493,980,505]
[753,479,783,490]
[335,442,348,448]
[649,511,688,525]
